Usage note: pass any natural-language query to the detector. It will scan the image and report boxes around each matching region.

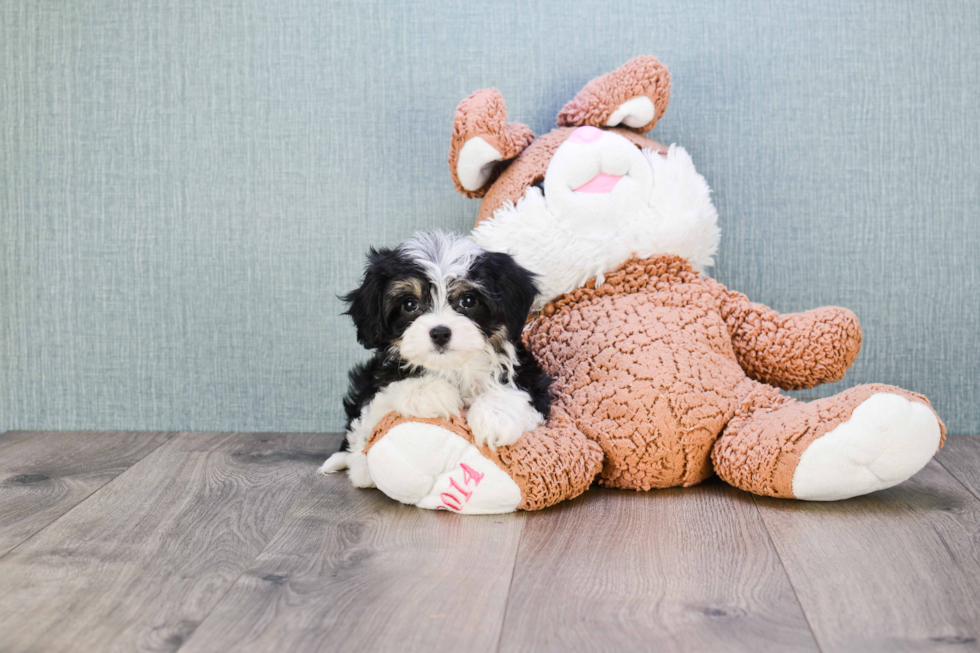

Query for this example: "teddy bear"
[355,56,945,514]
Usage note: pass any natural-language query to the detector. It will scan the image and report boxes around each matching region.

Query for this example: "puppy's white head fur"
[395,232,491,372]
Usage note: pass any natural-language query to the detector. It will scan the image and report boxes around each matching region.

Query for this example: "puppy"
[318,231,551,488]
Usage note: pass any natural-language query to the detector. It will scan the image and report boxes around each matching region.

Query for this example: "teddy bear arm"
[702,277,863,390]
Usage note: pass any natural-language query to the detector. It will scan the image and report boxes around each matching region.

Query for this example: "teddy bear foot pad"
[792,393,942,501]
[367,421,522,514]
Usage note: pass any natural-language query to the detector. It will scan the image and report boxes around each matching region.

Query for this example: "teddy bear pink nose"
[568,125,603,144]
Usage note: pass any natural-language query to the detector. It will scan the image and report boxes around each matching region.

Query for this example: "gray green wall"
[2,0,978,433]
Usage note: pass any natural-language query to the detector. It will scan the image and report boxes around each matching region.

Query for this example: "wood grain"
[179,471,526,653]
[3,431,978,653]
[0,431,338,653]
[936,436,980,501]
[755,459,980,652]
[498,481,818,653]
[0,430,174,557]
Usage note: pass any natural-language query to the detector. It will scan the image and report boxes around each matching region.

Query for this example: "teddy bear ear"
[556,56,671,133]
[449,89,535,198]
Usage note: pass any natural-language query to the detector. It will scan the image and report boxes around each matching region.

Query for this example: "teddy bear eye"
[402,298,419,313]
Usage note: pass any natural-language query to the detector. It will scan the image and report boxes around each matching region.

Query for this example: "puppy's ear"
[449,89,534,198]
[473,251,539,340]
[557,56,671,133]
[341,248,392,350]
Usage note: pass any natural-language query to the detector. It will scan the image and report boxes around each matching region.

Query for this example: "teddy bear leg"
[361,410,603,514]
[712,382,945,500]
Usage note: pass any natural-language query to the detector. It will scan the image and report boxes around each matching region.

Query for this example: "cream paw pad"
[366,419,522,514]
[791,392,943,501]
[364,412,604,513]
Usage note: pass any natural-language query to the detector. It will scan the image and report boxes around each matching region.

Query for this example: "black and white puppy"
[318,231,551,488]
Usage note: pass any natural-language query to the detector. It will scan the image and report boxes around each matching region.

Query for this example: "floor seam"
[751,495,825,653]
[494,512,528,653]
[0,431,180,563]
[934,455,980,503]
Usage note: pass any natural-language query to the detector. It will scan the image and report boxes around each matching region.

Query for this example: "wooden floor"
[0,432,978,653]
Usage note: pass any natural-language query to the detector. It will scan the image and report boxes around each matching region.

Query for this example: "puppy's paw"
[467,389,544,450]
[388,376,464,420]
[318,451,349,474]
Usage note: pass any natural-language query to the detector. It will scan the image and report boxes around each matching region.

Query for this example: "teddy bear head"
[448,56,720,309]
[449,56,671,224]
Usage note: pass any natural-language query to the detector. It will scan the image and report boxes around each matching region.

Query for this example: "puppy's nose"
[429,326,452,347]
[568,125,603,144]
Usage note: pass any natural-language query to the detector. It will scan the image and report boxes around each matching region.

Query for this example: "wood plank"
[936,436,980,501]
[0,430,174,557]
[755,459,980,652]
[179,472,526,653]
[498,482,818,653]
[0,431,338,653]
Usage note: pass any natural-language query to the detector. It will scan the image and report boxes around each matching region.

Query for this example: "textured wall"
[1,0,978,434]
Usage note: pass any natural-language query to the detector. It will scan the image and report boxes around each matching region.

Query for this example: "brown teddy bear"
[357,57,944,514]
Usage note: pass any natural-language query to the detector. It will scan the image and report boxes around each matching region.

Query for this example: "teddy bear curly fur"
[354,57,944,514]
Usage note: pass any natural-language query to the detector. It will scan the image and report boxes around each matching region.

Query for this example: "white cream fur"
[398,308,486,370]
[467,384,545,449]
[367,421,523,514]
[473,136,720,310]
[792,393,942,501]
[456,136,503,192]
[400,231,483,303]
[606,96,656,128]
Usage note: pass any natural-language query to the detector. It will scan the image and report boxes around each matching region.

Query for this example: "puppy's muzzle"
[429,326,452,348]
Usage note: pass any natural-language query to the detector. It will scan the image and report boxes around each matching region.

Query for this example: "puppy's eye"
[403,298,419,313]
[459,293,477,310]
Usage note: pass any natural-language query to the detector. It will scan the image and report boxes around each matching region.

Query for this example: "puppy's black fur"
[466,251,552,417]
[340,243,551,438]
